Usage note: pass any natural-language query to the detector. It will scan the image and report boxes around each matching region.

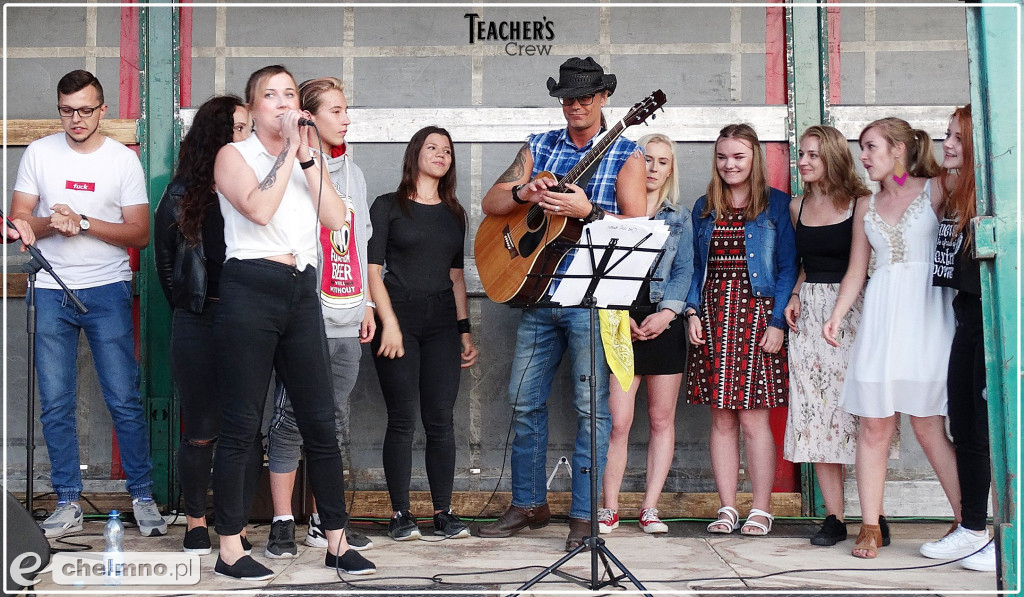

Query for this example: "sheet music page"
[550,218,669,308]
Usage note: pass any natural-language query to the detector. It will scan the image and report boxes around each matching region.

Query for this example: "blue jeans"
[508,307,610,520]
[33,281,153,503]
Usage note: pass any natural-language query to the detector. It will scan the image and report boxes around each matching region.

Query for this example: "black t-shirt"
[367,192,465,297]
[932,214,981,296]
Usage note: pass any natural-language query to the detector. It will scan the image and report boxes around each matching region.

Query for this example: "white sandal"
[741,508,774,536]
[707,506,739,534]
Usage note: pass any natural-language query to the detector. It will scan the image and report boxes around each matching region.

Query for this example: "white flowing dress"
[840,181,955,418]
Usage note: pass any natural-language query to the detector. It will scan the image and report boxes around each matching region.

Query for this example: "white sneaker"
[920,524,990,559]
[960,541,997,572]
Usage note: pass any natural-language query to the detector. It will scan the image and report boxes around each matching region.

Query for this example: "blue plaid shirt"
[528,127,640,294]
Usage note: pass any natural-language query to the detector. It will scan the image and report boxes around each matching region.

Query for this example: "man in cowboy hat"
[478,56,645,551]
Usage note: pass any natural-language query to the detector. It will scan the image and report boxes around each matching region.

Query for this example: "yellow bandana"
[599,309,634,392]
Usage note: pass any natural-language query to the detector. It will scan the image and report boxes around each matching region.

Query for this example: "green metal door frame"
[786,1,832,517]
[966,2,1021,591]
[138,1,178,505]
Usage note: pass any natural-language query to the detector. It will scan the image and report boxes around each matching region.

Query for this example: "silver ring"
[554,206,560,212]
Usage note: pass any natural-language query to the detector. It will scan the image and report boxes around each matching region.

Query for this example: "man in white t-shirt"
[10,70,166,539]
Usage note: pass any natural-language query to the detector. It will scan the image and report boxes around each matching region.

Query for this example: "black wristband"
[582,203,605,224]
[511,184,528,205]
[299,158,316,170]
[457,318,471,334]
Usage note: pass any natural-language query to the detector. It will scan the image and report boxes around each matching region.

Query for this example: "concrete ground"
[30,516,997,595]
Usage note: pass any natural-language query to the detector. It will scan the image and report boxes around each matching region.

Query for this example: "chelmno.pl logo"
[11,551,201,586]
[465,13,554,55]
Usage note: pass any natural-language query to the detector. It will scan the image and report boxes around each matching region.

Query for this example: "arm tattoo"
[496,143,530,183]
[257,138,290,191]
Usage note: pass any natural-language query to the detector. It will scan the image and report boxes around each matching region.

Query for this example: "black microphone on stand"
[1,212,87,314]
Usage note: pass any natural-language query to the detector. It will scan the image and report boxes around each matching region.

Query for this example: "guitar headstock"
[624,90,667,127]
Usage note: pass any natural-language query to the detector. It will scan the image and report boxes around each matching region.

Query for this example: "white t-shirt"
[217,134,320,271]
[13,133,148,289]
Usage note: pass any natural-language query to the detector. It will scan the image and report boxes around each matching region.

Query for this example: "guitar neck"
[558,120,627,187]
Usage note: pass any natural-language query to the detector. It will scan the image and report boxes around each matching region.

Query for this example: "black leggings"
[212,259,347,535]
[171,304,262,520]
[946,293,991,531]
[372,289,462,512]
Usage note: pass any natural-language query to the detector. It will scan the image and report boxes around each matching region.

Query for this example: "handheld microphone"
[298,117,316,127]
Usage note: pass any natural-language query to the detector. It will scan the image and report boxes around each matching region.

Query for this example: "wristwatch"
[79,215,91,231]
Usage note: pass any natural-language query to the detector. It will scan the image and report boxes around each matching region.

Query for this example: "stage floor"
[30,516,996,594]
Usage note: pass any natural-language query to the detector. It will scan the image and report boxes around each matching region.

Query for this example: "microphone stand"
[2,212,87,515]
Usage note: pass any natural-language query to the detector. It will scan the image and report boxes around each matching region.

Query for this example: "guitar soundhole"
[525,205,545,231]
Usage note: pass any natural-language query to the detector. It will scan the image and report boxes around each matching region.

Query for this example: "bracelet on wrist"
[511,184,528,205]
[366,300,376,309]
[299,158,316,170]
[582,203,605,224]
[457,318,471,334]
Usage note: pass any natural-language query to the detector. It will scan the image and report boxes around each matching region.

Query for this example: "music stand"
[509,227,664,596]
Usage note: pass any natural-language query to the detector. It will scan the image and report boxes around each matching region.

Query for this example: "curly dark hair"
[395,126,466,229]
[176,95,245,245]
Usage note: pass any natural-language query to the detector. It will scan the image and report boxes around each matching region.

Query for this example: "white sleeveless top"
[217,134,319,270]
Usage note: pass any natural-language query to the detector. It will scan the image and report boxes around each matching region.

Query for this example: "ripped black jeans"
[172,303,261,519]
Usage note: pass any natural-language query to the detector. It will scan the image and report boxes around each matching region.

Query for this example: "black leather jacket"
[154,179,215,314]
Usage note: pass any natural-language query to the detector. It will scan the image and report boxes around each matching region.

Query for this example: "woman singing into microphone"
[211,65,374,580]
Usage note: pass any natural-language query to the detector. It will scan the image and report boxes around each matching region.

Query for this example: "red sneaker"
[640,508,669,534]
[597,508,619,534]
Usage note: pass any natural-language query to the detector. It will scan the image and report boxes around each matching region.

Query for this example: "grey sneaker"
[41,502,83,538]
[132,497,168,537]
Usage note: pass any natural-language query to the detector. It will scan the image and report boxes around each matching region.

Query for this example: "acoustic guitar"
[475,89,667,304]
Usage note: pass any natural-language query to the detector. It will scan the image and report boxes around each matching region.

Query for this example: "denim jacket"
[685,187,797,329]
[648,201,694,314]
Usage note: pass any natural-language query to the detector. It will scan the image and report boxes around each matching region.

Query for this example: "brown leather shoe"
[477,504,551,538]
[565,517,590,552]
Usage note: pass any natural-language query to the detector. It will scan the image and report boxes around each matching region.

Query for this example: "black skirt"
[629,303,688,376]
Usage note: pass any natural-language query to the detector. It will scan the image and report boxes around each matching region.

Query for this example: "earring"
[892,161,908,186]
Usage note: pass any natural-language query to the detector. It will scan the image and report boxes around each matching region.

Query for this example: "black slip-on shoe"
[214,555,274,581]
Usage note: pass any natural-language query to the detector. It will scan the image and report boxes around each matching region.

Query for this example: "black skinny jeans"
[372,289,462,512]
[212,259,347,535]
[171,304,262,519]
[947,292,991,531]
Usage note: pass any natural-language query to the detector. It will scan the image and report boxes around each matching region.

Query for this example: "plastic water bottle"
[104,510,124,585]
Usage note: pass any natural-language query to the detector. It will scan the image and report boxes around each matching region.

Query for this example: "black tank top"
[795,198,854,284]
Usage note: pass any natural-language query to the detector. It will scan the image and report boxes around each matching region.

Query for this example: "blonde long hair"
[637,133,679,211]
[703,123,769,221]
[800,125,870,211]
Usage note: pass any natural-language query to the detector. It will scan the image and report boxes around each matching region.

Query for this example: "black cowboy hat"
[546,57,617,99]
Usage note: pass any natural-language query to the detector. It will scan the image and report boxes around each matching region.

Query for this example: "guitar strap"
[573,130,609,199]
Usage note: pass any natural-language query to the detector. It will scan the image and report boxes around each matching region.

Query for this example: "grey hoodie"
[317,149,372,338]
